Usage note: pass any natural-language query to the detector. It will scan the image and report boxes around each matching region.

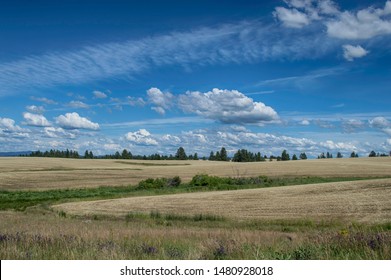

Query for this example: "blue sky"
[1,0,391,157]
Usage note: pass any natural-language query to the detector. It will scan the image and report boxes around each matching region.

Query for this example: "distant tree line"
[28,149,80,158]
[102,147,199,161]
[368,150,390,157]
[24,147,391,161]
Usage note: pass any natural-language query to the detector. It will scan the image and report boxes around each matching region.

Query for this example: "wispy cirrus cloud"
[0,20,339,96]
[256,67,346,87]
[30,96,57,105]
[68,100,90,109]
[93,90,108,99]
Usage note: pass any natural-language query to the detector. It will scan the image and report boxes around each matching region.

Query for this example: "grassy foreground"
[1,210,390,260]
[0,174,391,259]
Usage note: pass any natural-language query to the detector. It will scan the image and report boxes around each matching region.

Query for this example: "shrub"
[189,174,221,187]
[137,177,182,189]
[167,176,181,187]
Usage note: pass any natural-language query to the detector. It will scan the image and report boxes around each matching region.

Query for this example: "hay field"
[1,156,390,190]
[54,178,391,224]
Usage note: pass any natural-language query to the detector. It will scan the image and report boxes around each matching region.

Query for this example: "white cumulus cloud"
[326,1,391,39]
[0,117,24,132]
[125,129,158,146]
[178,88,278,125]
[342,45,369,61]
[55,112,99,130]
[44,127,76,139]
[0,117,29,139]
[273,7,310,28]
[341,119,365,132]
[26,105,45,114]
[319,140,357,151]
[369,116,391,136]
[369,116,390,128]
[161,134,181,146]
[23,112,51,127]
[147,87,174,115]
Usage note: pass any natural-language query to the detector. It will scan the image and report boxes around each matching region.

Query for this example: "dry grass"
[54,178,391,224]
[1,157,390,190]
[0,211,285,242]
[0,210,301,259]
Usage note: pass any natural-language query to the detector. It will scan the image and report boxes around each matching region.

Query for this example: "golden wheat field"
[1,156,390,190]
[53,178,391,224]
[2,156,391,259]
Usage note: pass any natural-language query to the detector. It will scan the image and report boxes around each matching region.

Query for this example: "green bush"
[167,176,181,187]
[137,177,182,189]
[189,174,221,187]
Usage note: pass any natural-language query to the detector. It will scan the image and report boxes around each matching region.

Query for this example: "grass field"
[1,157,391,259]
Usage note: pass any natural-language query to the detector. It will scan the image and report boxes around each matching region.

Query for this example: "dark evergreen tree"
[337,152,343,158]
[220,147,228,161]
[281,150,290,161]
[175,147,187,160]
[369,150,377,157]
[318,152,326,159]
[299,152,307,160]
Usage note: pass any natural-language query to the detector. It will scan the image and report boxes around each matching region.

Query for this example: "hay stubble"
[54,178,391,224]
[1,157,391,190]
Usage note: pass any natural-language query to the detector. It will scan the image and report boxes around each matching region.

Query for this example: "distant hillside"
[0,151,32,157]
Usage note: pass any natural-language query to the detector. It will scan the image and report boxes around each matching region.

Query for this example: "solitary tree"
[281,150,290,161]
[337,152,343,158]
[175,147,187,160]
[292,154,298,160]
[368,151,377,157]
[299,152,307,160]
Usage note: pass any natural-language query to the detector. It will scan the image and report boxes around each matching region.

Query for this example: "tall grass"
[1,215,390,259]
[2,168,391,260]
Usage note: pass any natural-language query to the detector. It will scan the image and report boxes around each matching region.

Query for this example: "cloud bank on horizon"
[0,0,391,157]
